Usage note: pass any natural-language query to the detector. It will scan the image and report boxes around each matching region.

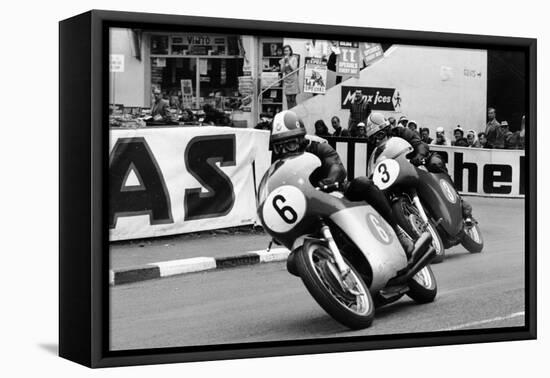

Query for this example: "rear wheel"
[407,265,437,303]
[461,221,484,253]
[393,197,445,263]
[295,243,375,329]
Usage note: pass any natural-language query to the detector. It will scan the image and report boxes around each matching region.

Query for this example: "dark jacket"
[389,125,430,159]
[151,98,172,121]
[306,141,347,185]
[332,127,351,137]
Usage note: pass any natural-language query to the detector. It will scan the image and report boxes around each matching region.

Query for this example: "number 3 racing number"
[373,159,400,190]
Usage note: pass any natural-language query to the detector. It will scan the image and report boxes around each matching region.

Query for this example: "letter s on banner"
[184,134,236,220]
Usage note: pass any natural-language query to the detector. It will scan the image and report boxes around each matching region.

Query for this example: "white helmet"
[366,112,389,139]
[271,110,306,143]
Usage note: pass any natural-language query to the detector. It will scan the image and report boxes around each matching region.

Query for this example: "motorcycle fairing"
[330,206,408,292]
[416,169,463,237]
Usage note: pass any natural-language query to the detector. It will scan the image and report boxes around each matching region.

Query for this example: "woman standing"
[279,45,300,110]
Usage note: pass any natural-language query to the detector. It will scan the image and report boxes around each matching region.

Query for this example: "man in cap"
[270,110,430,258]
[356,122,368,138]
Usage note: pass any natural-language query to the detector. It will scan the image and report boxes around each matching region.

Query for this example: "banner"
[336,42,360,77]
[341,86,402,111]
[325,137,525,198]
[303,57,328,94]
[109,126,271,241]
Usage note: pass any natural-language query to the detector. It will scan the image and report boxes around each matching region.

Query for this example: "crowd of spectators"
[303,106,525,150]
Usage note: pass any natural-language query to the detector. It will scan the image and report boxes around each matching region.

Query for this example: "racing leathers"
[384,125,473,220]
[305,140,417,254]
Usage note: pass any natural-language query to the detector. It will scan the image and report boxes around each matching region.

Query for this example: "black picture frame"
[59,9,537,368]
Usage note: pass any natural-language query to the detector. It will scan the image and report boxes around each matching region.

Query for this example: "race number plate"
[373,159,400,190]
[262,185,307,233]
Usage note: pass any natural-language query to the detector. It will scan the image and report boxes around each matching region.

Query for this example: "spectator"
[420,128,433,144]
[432,127,450,146]
[501,121,516,149]
[348,89,372,137]
[466,130,480,147]
[279,45,300,109]
[398,115,409,127]
[388,116,397,128]
[477,132,489,148]
[331,116,350,137]
[202,103,230,126]
[452,125,468,146]
[314,119,331,137]
[150,88,172,123]
[180,108,197,124]
[407,120,420,137]
[509,115,526,149]
[355,122,368,138]
[485,107,501,148]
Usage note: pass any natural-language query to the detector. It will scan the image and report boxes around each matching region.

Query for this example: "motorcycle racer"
[270,110,430,258]
[365,112,474,224]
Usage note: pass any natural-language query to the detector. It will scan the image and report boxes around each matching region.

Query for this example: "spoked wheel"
[407,265,437,303]
[461,220,484,253]
[295,243,375,329]
[393,197,445,263]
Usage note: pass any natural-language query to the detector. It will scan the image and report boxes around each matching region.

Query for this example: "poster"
[180,79,193,96]
[360,43,384,66]
[336,42,360,77]
[303,57,327,94]
[110,54,125,72]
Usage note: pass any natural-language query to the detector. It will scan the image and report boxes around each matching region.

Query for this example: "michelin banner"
[109,126,271,241]
[327,138,525,198]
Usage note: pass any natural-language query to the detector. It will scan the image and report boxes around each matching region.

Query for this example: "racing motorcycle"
[257,152,437,329]
[367,137,484,264]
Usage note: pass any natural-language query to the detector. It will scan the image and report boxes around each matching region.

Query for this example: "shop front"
[109,29,260,128]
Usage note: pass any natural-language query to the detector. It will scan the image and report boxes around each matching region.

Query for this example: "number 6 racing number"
[262,185,307,233]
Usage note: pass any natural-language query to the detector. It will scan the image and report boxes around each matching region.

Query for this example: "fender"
[416,169,463,237]
[329,205,407,292]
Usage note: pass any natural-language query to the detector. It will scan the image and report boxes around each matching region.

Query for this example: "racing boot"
[395,226,415,257]
[462,198,474,227]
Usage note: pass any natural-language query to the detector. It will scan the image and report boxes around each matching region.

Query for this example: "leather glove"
[410,155,425,166]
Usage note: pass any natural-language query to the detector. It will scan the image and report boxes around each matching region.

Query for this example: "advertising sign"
[303,57,328,94]
[110,54,125,72]
[341,86,402,111]
[109,127,271,241]
[336,42,360,77]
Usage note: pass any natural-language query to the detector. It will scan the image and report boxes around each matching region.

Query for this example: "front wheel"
[295,243,375,329]
[461,221,484,253]
[393,197,445,263]
[407,265,437,303]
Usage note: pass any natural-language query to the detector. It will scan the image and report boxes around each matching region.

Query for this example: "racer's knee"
[345,176,377,202]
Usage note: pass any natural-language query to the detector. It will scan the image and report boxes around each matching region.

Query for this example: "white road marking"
[151,257,217,277]
[440,311,525,331]
[253,248,290,262]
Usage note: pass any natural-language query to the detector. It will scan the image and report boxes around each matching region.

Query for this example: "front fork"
[319,221,350,276]
[410,189,430,224]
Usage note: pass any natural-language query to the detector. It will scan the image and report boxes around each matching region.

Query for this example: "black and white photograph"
[107,25,528,351]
